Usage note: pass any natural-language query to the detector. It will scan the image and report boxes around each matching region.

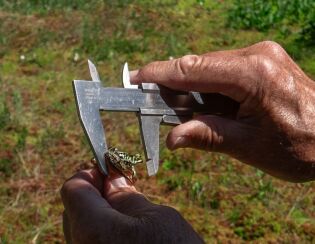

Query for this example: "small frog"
[105,147,143,183]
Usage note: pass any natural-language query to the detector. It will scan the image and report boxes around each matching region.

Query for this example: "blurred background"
[0,0,314,243]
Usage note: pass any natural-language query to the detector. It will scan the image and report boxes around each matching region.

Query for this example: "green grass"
[0,0,315,243]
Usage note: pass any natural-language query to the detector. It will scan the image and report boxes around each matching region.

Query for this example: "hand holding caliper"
[73,41,315,182]
[130,41,315,182]
[73,61,237,176]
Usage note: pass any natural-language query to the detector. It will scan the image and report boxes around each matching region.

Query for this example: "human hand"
[130,41,315,182]
[61,168,203,244]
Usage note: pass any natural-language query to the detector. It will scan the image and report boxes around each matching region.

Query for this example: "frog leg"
[132,167,137,178]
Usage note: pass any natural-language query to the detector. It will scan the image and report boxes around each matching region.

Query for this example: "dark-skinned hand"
[61,167,204,244]
[130,41,315,182]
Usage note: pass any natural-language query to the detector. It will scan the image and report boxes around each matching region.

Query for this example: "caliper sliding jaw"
[72,60,238,176]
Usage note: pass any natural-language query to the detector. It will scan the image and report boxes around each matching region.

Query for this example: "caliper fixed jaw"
[72,61,167,177]
[72,79,108,175]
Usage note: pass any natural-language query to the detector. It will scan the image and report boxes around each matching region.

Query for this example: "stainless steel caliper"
[72,60,238,176]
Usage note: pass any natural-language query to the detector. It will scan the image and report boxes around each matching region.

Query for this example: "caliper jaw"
[138,113,190,176]
[122,63,162,176]
[138,114,163,176]
[122,64,190,176]
[72,80,108,175]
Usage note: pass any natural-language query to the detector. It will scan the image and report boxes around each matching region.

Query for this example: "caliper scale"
[72,60,238,176]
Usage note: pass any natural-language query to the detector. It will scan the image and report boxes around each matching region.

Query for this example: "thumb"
[166,115,253,155]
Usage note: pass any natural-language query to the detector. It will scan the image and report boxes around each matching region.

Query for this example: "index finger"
[130,51,256,102]
[60,168,111,218]
[60,169,139,243]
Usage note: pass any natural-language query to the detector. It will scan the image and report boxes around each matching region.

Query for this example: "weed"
[81,17,102,58]
[15,127,28,151]
[191,180,203,200]
[0,97,10,130]
[49,101,66,114]
[164,33,188,57]
[103,0,133,8]
[228,208,241,224]
[290,209,310,226]
[12,91,22,113]
[162,175,185,191]
[0,158,13,177]
[298,12,315,46]
[81,16,150,61]
[250,178,274,202]
[228,0,286,31]
[0,0,102,14]
[228,205,281,240]
[228,0,315,46]
[161,151,181,171]
[37,126,65,151]
[162,159,177,171]
[209,198,220,210]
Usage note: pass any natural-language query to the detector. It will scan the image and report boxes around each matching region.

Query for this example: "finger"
[104,174,204,243]
[104,169,157,215]
[104,174,138,199]
[61,169,149,243]
[60,168,111,219]
[166,115,256,155]
[104,157,138,195]
[130,51,255,102]
[73,167,104,192]
[61,170,203,243]
[106,178,203,243]
[167,115,299,181]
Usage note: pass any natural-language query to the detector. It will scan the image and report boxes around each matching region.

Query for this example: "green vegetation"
[228,0,315,45]
[0,0,314,243]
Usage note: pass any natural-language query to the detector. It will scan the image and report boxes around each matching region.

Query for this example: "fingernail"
[171,136,188,150]
[129,70,139,84]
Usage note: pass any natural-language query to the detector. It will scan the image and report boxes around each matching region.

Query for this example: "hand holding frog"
[131,41,315,182]
[61,168,203,244]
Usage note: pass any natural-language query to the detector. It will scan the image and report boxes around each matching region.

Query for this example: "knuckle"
[260,40,282,49]
[198,126,214,151]
[246,54,260,67]
[137,60,162,82]
[177,54,199,76]
[249,54,279,80]
[154,205,184,224]
[204,120,222,151]
[60,177,77,199]
[258,56,277,78]
[60,180,71,199]
[258,40,287,58]
[186,119,219,151]
[60,170,94,199]
[159,205,180,216]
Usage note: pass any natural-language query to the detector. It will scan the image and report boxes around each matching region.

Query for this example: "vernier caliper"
[72,60,238,176]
